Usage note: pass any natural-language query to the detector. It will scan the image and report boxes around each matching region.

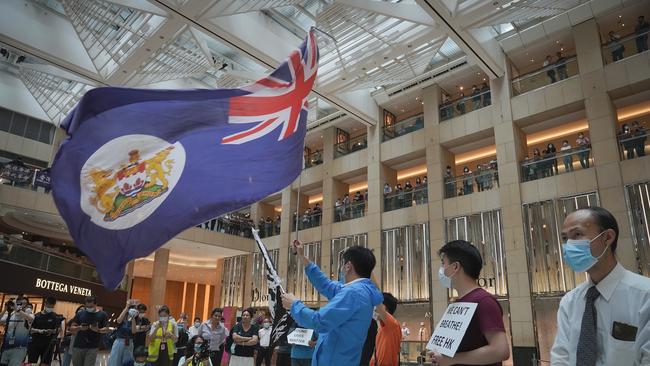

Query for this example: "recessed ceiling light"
[618,15,622,18]
[459,86,464,90]
[622,23,625,27]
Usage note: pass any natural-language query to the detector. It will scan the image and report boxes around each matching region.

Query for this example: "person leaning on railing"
[608,31,625,61]
[631,121,647,158]
[560,140,574,172]
[635,16,649,53]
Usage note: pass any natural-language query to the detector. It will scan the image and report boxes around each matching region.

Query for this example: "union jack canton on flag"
[51,30,319,289]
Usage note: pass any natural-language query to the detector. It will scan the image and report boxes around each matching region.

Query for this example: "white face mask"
[43,307,54,313]
[438,266,453,289]
[134,362,146,366]
[128,309,138,317]
[159,316,169,322]
[262,322,270,329]
[194,322,201,328]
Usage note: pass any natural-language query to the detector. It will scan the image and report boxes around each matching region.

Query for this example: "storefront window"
[445,210,508,297]
[381,224,431,302]
[523,192,598,295]
[287,241,321,305]
[330,234,368,278]
[220,255,247,307]
[625,181,650,276]
[523,192,599,363]
[251,249,279,307]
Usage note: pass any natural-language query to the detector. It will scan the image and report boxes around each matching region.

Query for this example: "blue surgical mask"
[194,344,203,352]
[438,267,453,289]
[128,309,138,317]
[262,322,270,329]
[562,231,608,272]
[134,362,146,366]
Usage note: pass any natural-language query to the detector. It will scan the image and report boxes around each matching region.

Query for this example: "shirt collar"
[342,277,366,287]
[589,263,625,302]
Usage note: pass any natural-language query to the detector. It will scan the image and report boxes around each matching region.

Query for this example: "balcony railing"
[292,212,322,231]
[199,214,253,238]
[334,134,367,158]
[521,147,592,183]
[334,201,366,222]
[511,55,578,96]
[0,234,104,286]
[444,168,498,198]
[384,186,428,212]
[258,221,281,238]
[304,150,323,169]
[602,29,650,64]
[440,89,491,122]
[382,114,424,142]
[618,131,648,160]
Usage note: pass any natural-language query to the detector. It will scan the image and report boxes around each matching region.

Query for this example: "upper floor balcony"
[304,149,324,169]
[511,55,579,96]
[0,234,113,287]
[440,88,491,122]
[382,114,424,142]
[602,29,650,64]
[334,133,367,159]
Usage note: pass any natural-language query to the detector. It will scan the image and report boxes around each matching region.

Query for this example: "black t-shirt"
[231,323,259,357]
[72,310,108,349]
[133,317,150,348]
[31,311,61,344]
[360,321,378,366]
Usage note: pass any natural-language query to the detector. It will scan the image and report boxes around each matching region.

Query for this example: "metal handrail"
[383,114,424,132]
[444,168,498,185]
[520,147,590,167]
[440,88,491,108]
[383,185,428,199]
[602,29,650,49]
[511,55,577,84]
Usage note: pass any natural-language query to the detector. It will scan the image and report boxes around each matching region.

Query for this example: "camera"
[194,342,210,361]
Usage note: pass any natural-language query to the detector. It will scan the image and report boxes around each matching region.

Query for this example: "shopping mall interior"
[0,0,650,365]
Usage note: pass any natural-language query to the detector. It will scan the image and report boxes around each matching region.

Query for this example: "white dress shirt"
[188,324,201,339]
[258,327,271,348]
[551,263,650,365]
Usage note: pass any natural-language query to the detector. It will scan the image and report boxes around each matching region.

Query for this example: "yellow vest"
[147,321,175,362]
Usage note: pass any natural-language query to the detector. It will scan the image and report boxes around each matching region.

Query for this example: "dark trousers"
[276,352,292,366]
[210,349,224,366]
[255,347,272,366]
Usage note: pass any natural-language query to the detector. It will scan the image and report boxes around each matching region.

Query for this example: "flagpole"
[293,140,305,248]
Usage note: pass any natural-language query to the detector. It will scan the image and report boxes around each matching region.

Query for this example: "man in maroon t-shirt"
[429,240,510,366]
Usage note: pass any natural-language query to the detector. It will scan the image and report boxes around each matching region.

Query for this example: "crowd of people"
[199,213,254,238]
[618,121,647,159]
[444,161,498,198]
[440,83,491,120]
[334,192,366,222]
[607,16,649,61]
[542,52,570,83]
[0,234,93,267]
[383,177,428,211]
[522,132,591,181]
[257,216,281,238]
[292,204,322,230]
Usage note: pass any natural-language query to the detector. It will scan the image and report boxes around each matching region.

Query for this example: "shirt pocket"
[605,336,636,365]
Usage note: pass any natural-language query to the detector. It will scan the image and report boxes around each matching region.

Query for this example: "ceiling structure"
[0,0,642,133]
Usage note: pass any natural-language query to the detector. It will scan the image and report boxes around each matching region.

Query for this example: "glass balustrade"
[521,147,592,182]
[292,212,322,231]
[444,168,499,198]
[383,186,428,212]
[334,200,366,222]
[382,114,424,141]
[334,134,367,158]
[0,235,104,285]
[439,89,492,122]
[304,150,323,169]
[511,56,578,96]
[618,131,648,160]
[602,29,649,64]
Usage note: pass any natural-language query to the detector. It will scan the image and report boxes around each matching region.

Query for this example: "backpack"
[224,325,236,354]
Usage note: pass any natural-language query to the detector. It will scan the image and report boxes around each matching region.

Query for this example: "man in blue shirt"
[290,326,318,366]
[282,241,383,366]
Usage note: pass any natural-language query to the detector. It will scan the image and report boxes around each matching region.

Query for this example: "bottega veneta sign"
[35,278,92,296]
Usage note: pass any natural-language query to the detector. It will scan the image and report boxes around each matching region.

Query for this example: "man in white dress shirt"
[551,207,650,365]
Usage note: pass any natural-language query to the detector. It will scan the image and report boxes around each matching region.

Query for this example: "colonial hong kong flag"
[51,30,319,289]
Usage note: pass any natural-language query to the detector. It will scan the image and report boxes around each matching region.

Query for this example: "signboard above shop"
[0,261,127,308]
